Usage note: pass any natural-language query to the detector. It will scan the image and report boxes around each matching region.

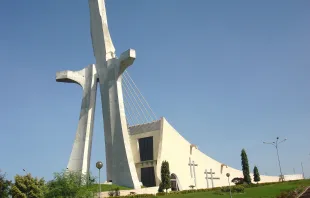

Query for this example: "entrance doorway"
[170,173,179,191]
[141,167,156,187]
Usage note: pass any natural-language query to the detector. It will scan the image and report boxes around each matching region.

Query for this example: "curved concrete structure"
[56,64,97,175]
[128,118,303,190]
[56,0,303,190]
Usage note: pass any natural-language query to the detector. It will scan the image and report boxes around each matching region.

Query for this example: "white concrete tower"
[88,0,140,189]
[56,64,97,175]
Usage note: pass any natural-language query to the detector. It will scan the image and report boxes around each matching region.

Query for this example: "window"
[138,136,153,161]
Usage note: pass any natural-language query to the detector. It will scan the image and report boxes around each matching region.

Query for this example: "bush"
[242,183,258,188]
[220,185,245,193]
[232,185,245,193]
[232,177,244,185]
[108,190,115,197]
[158,182,164,193]
[115,187,120,196]
[220,186,230,192]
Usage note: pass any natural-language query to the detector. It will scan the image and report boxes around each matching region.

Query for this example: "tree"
[158,182,164,193]
[11,173,45,198]
[160,161,171,193]
[44,170,95,198]
[241,149,251,184]
[253,166,261,183]
[0,170,12,198]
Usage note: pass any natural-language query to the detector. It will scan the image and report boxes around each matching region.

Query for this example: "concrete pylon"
[88,0,140,188]
[56,0,141,189]
[56,64,97,175]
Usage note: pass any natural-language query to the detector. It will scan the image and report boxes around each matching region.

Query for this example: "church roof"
[128,120,161,135]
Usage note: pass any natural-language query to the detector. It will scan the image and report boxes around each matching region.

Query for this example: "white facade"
[128,117,303,190]
[56,0,303,190]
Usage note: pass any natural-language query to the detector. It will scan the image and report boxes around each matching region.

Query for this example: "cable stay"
[121,71,158,128]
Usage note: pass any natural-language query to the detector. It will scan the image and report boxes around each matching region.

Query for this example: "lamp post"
[263,137,287,182]
[226,173,232,198]
[301,162,305,179]
[96,161,103,198]
[22,169,28,175]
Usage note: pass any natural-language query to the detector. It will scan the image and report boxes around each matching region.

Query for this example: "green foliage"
[276,185,307,198]
[0,170,12,198]
[241,149,251,184]
[253,166,261,183]
[160,161,171,192]
[110,180,310,198]
[220,185,244,193]
[156,192,166,196]
[87,183,130,192]
[44,170,95,198]
[11,173,45,198]
[231,177,244,185]
[158,182,164,193]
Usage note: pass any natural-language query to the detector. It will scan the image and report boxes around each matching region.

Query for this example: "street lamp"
[301,162,305,179]
[23,169,28,175]
[96,161,103,198]
[226,173,232,198]
[263,137,287,182]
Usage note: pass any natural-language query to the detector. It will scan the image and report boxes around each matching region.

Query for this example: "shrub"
[160,161,171,192]
[220,185,244,193]
[232,177,244,185]
[108,190,115,197]
[220,186,230,192]
[115,187,120,196]
[253,166,261,183]
[158,182,164,193]
[232,185,245,193]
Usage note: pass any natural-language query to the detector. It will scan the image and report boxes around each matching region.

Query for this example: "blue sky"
[0,0,309,182]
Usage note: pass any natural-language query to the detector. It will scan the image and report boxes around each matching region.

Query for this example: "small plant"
[158,182,164,193]
[220,186,230,192]
[189,185,195,189]
[108,190,115,197]
[231,177,244,185]
[160,161,171,193]
[253,166,261,183]
[232,185,245,193]
[114,187,120,196]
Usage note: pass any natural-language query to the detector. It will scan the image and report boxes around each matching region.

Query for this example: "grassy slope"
[88,183,131,192]
[165,180,310,198]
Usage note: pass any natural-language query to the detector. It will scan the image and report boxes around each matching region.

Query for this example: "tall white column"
[56,64,97,176]
[88,0,140,188]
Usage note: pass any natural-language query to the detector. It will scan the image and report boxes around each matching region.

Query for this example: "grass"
[88,183,131,192]
[164,179,310,198]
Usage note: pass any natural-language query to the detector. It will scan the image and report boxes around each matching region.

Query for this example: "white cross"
[188,158,198,187]
[205,168,220,188]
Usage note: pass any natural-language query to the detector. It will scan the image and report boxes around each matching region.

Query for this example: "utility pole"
[263,137,287,182]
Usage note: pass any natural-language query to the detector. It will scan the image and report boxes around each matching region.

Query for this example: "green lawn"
[88,183,131,192]
[165,180,310,198]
